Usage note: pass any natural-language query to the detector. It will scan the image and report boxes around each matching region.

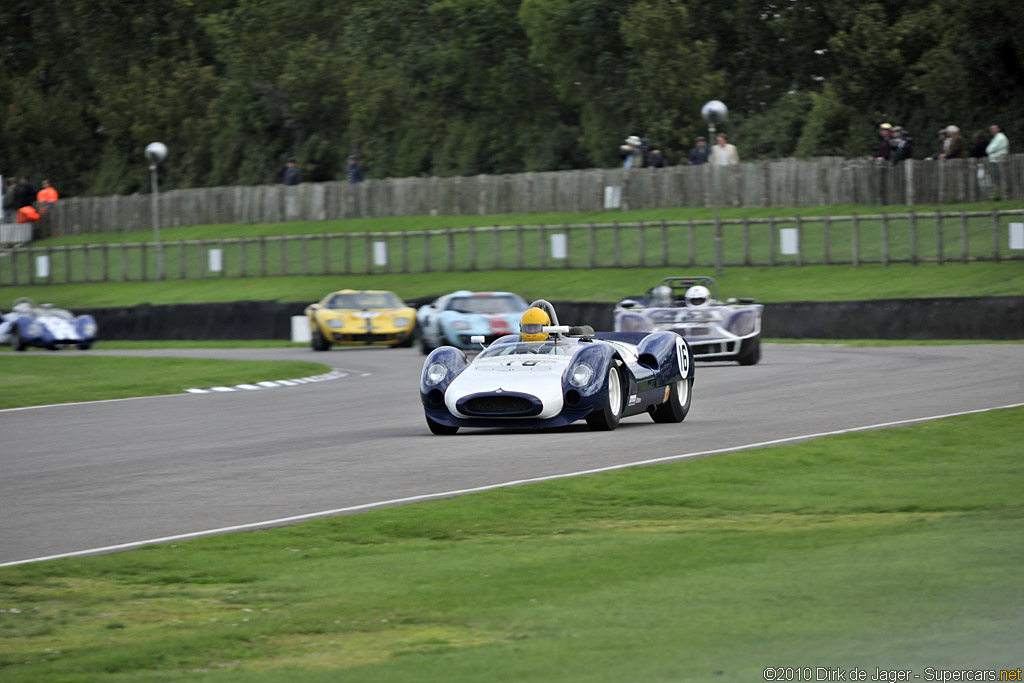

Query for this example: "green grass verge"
[1,408,1020,680]
[2,261,1023,309]
[3,201,1022,308]
[0,356,330,409]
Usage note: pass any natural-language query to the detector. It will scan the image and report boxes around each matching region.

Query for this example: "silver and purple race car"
[614,276,763,365]
[420,299,694,434]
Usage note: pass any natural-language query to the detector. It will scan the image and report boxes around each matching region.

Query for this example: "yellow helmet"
[520,307,551,342]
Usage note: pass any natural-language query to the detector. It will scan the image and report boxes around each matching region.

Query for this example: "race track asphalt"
[2,343,1022,566]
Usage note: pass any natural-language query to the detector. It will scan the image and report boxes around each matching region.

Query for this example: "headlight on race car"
[393,317,410,328]
[426,363,448,385]
[451,321,470,330]
[28,322,43,337]
[568,363,594,387]
[327,319,345,329]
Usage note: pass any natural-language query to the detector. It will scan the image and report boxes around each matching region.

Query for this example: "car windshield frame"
[477,340,577,358]
[446,295,527,314]
[326,292,404,310]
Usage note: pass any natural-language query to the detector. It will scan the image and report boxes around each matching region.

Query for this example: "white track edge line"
[0,369,354,413]
[3,401,1022,568]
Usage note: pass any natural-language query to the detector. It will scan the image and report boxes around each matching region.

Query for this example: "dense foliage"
[1,0,1020,195]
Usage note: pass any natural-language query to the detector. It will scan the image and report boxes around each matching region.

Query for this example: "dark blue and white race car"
[420,299,694,434]
[417,290,529,354]
[0,298,98,351]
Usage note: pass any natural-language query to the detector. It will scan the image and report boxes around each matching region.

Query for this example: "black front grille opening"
[463,395,534,415]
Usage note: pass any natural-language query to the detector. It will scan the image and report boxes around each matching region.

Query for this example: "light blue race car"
[0,298,98,351]
[417,290,529,354]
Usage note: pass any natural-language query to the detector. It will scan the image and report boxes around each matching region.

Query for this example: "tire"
[78,341,93,350]
[397,326,415,348]
[426,416,459,435]
[420,333,434,355]
[737,337,761,366]
[310,325,330,351]
[650,376,694,423]
[586,364,624,431]
[13,331,27,352]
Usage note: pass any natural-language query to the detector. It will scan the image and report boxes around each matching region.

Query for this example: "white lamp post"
[145,142,168,280]
[701,100,728,276]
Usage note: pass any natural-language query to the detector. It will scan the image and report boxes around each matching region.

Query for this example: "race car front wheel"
[310,326,330,351]
[12,331,26,352]
[586,364,624,431]
[650,376,694,423]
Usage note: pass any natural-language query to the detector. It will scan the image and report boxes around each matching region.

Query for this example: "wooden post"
[492,226,500,271]
[141,243,147,281]
[323,233,330,274]
[637,220,646,267]
[516,225,524,269]
[795,215,803,267]
[423,232,431,273]
[119,244,126,281]
[660,219,669,267]
[301,233,309,275]
[823,214,831,265]
[219,238,226,277]
[469,226,477,271]
[769,216,777,266]
[179,239,187,279]
[259,236,267,277]
[935,211,944,266]
[46,245,53,285]
[909,211,918,265]
[198,239,206,278]
[538,224,547,269]
[402,231,409,273]
[446,227,455,271]
[743,216,751,266]
[880,212,889,267]
[365,232,372,274]
[688,219,696,267]
[281,236,289,276]
[992,209,1000,263]
[83,246,90,282]
[588,223,596,267]
[960,210,968,264]
[102,243,110,282]
[851,215,859,267]
[613,221,621,267]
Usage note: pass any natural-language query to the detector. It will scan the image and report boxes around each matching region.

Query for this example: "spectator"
[872,123,893,162]
[711,133,739,166]
[644,144,665,168]
[283,159,301,185]
[36,179,58,206]
[924,129,947,161]
[619,135,645,169]
[941,125,964,159]
[688,137,710,165]
[970,130,989,159]
[347,154,365,184]
[985,124,1009,199]
[15,176,36,209]
[971,129,990,197]
[890,127,913,163]
[2,178,17,222]
[16,205,40,224]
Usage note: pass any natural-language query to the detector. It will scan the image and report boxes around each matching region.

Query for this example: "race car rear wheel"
[586,364,624,431]
[426,416,459,435]
[651,376,694,423]
[12,331,26,352]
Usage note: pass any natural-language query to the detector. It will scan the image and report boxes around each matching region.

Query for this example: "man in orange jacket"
[36,179,58,206]
[16,205,40,223]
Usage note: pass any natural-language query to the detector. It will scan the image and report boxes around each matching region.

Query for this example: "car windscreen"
[447,295,526,314]
[327,292,403,309]
[478,341,574,358]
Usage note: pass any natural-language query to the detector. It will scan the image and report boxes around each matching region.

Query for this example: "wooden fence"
[41,155,1024,237]
[4,209,1022,286]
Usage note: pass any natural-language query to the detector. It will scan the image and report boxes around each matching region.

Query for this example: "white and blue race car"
[417,290,529,354]
[420,300,694,434]
[0,298,98,351]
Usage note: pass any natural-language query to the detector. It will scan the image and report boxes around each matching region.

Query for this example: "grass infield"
[1,407,1021,681]
[0,356,330,410]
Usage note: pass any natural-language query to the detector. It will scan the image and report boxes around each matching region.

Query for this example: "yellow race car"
[305,289,416,350]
